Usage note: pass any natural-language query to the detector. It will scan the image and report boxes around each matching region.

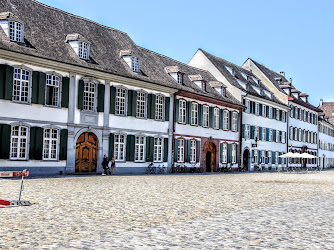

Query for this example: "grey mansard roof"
[0,0,242,107]
[198,49,287,106]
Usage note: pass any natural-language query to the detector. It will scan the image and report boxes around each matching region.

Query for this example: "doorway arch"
[243,149,250,171]
[75,132,98,173]
[204,142,216,172]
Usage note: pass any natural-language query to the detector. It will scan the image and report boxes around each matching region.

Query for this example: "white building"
[318,118,334,168]
[243,59,322,168]
[189,49,289,171]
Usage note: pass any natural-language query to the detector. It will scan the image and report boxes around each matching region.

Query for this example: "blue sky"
[39,0,334,105]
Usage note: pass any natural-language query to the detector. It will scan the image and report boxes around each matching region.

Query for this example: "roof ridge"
[138,46,214,74]
[32,0,130,36]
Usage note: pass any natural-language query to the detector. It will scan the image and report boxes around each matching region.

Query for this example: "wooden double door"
[204,142,216,172]
[75,132,98,173]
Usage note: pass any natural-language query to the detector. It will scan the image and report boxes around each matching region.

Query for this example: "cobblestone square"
[1,171,334,249]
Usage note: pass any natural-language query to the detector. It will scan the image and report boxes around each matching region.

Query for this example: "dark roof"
[249,59,321,111]
[0,0,242,107]
[198,49,286,106]
[319,102,334,125]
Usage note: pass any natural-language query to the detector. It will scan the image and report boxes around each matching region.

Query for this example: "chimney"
[280,71,285,76]
[289,78,292,83]
[320,99,323,106]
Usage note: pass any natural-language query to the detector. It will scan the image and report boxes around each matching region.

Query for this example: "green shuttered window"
[97,84,105,112]
[0,124,10,159]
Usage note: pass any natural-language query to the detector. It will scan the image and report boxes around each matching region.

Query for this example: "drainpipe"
[238,107,243,170]
[167,92,175,171]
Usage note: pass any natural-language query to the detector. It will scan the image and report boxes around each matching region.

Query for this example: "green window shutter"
[126,135,135,161]
[59,129,68,160]
[237,112,241,131]
[146,137,150,162]
[165,97,170,121]
[132,91,137,117]
[149,137,154,162]
[259,104,262,115]
[77,80,84,110]
[31,72,39,104]
[61,77,70,108]
[266,128,269,141]
[97,84,105,112]
[29,127,37,160]
[273,129,276,142]
[236,145,240,164]
[220,143,223,163]
[272,151,275,164]
[4,65,14,100]
[219,109,223,129]
[175,99,179,123]
[242,124,245,138]
[250,101,253,114]
[185,140,190,163]
[258,151,262,163]
[279,110,283,121]
[147,94,152,119]
[37,72,46,105]
[198,104,203,126]
[0,124,10,159]
[265,151,268,164]
[266,106,269,118]
[163,138,168,162]
[186,101,190,124]
[273,108,276,119]
[279,152,282,164]
[174,139,178,162]
[109,133,114,159]
[250,126,254,139]
[229,111,232,130]
[35,127,43,160]
[259,127,262,140]
[209,107,214,128]
[196,140,200,163]
[0,65,5,99]
[251,150,255,163]
[127,90,133,116]
[110,86,116,114]
[151,94,156,119]
[227,144,232,163]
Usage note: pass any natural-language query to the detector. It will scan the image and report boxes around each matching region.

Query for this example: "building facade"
[318,118,334,168]
[189,49,289,171]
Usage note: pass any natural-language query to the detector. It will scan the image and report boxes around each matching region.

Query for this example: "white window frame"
[254,149,258,164]
[268,151,272,164]
[245,100,250,113]
[222,143,227,163]
[203,105,209,127]
[155,95,164,121]
[135,135,145,162]
[83,81,97,111]
[13,66,31,103]
[154,137,163,162]
[254,126,259,141]
[177,139,185,162]
[10,125,28,160]
[232,144,237,163]
[276,130,280,143]
[282,111,286,122]
[43,128,59,160]
[136,91,147,118]
[261,150,266,164]
[191,102,198,125]
[268,107,272,119]
[115,87,127,116]
[131,56,140,73]
[275,152,279,164]
[294,128,298,141]
[255,102,259,115]
[9,20,24,42]
[232,112,238,132]
[245,124,250,139]
[269,129,273,142]
[190,140,197,163]
[276,109,280,121]
[223,110,229,130]
[179,100,186,124]
[213,108,219,129]
[45,73,61,107]
[262,127,266,141]
[262,104,266,117]
[78,41,90,60]
[177,73,183,84]
[114,134,126,161]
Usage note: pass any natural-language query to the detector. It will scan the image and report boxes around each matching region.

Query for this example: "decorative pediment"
[188,74,203,81]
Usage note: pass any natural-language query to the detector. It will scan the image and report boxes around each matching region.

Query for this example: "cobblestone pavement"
[1,171,334,249]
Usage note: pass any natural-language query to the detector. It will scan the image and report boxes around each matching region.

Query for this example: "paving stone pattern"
[1,172,334,249]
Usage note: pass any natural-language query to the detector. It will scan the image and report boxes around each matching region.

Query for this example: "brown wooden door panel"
[75,132,98,173]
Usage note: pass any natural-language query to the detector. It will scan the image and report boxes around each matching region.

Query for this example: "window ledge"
[43,105,61,109]
[11,100,31,105]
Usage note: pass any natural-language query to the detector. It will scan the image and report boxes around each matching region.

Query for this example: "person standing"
[110,157,116,175]
[101,154,109,176]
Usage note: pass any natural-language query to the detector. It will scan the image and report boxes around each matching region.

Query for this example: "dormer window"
[225,66,235,76]
[66,34,90,60]
[120,50,141,74]
[78,41,90,60]
[189,75,206,91]
[0,12,24,43]
[165,66,183,84]
[209,81,226,97]
[177,73,183,84]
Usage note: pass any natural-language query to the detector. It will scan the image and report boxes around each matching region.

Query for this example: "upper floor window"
[66,34,90,60]
[269,129,273,142]
[213,108,219,129]
[154,137,163,162]
[10,125,28,160]
[255,103,259,115]
[276,130,280,143]
[177,73,183,84]
[254,126,259,140]
[282,131,286,143]
[276,109,280,121]
[262,127,266,141]
[245,124,250,139]
[114,134,125,161]
[190,140,197,163]
[135,136,145,162]
[131,57,140,73]
[43,128,59,160]
[13,67,30,103]
[116,88,127,115]
[191,103,198,125]
[232,112,238,132]
[83,81,96,111]
[0,13,25,43]
[268,107,272,119]
[245,100,250,113]
[78,41,90,60]
[282,111,286,122]
[155,95,164,120]
[136,92,146,118]
[179,100,186,123]
[9,21,24,42]
[262,104,266,117]
[46,74,61,107]
[203,105,209,127]
[223,110,229,130]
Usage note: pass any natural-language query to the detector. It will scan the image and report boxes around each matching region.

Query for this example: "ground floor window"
[222,143,227,163]
[190,140,197,163]
[114,134,125,161]
[43,128,59,160]
[135,136,145,162]
[10,125,28,160]
[177,139,184,162]
[232,144,237,163]
[154,137,163,162]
